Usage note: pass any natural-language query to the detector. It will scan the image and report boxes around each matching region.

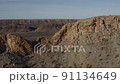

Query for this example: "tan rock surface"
[51,16,120,45]
[0,34,33,56]
[6,34,33,56]
[31,15,120,68]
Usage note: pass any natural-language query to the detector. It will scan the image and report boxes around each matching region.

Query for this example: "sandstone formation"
[51,16,120,45]
[32,15,120,68]
[0,34,33,56]
[36,37,50,45]
[1,16,120,68]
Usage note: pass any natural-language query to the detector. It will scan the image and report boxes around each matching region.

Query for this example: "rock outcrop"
[2,15,120,68]
[51,16,120,45]
[36,36,50,45]
[0,34,33,56]
[51,24,73,44]
[6,34,33,56]
[32,15,120,68]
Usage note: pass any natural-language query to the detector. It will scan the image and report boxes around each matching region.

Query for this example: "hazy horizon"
[0,0,120,19]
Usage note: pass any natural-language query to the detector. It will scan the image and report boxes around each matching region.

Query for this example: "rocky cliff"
[1,16,120,68]
[33,15,120,68]
[0,34,33,56]
[51,16,120,45]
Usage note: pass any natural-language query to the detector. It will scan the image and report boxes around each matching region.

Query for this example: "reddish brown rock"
[0,19,77,33]
[6,34,33,56]
[51,15,120,45]
[33,15,120,68]
[0,34,33,56]
[51,24,72,44]
[36,37,49,44]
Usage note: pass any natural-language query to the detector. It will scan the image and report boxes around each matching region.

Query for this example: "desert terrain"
[0,16,120,68]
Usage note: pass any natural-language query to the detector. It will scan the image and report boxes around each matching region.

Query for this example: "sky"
[0,0,120,19]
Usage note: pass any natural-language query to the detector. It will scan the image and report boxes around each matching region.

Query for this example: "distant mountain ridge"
[0,19,78,33]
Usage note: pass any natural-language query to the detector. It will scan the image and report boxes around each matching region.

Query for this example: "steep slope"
[1,16,120,68]
[31,15,120,68]
[51,16,120,45]
[0,34,34,68]
[0,34,33,56]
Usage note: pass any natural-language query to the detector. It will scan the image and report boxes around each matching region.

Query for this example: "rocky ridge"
[1,16,120,68]
[0,34,33,56]
[0,19,77,33]
[51,16,120,45]
[34,15,120,68]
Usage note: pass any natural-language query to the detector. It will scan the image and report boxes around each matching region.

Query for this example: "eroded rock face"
[32,15,120,68]
[6,34,33,56]
[0,34,33,56]
[51,24,72,44]
[36,37,50,45]
[51,16,120,45]
[2,15,120,68]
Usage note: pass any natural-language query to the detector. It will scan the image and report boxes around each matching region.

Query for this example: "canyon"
[1,16,120,68]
